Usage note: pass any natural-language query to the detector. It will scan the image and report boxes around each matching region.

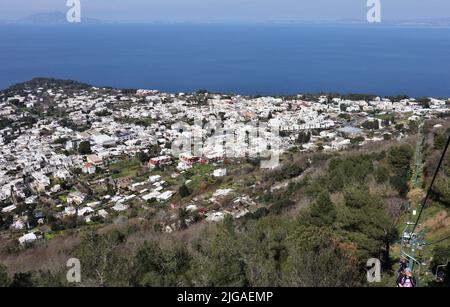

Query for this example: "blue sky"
[0,0,449,21]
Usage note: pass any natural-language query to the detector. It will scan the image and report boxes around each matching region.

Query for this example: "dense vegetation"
[0,141,420,287]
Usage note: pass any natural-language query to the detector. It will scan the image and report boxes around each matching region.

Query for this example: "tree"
[10,272,33,287]
[191,221,248,287]
[306,191,337,227]
[0,215,8,231]
[388,145,413,195]
[340,188,395,263]
[0,117,12,130]
[374,165,389,183]
[53,137,68,145]
[129,240,192,287]
[148,144,160,157]
[417,97,431,109]
[434,132,448,150]
[282,226,361,287]
[0,264,10,287]
[297,131,311,144]
[386,95,409,102]
[433,177,450,206]
[344,187,373,209]
[137,151,149,165]
[362,120,380,130]
[130,241,165,287]
[178,208,190,229]
[74,231,128,287]
[95,110,112,117]
[326,155,374,192]
[78,141,92,155]
[179,184,191,198]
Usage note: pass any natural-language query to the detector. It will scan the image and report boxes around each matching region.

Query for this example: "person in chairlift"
[397,268,416,288]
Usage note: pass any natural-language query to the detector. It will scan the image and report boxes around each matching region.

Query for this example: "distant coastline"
[1,11,450,27]
[0,11,101,25]
[2,78,449,102]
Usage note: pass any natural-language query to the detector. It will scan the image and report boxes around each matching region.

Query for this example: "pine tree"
[308,191,337,227]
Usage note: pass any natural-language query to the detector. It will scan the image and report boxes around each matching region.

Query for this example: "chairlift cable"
[411,132,450,234]
[423,234,450,246]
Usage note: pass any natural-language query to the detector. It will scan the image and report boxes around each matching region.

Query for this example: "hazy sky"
[0,0,449,22]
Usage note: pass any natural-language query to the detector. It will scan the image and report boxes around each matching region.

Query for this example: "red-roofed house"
[82,163,96,174]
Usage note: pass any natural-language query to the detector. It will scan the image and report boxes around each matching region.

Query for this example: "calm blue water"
[0,24,449,97]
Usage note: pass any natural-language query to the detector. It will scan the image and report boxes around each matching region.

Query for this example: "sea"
[0,23,449,97]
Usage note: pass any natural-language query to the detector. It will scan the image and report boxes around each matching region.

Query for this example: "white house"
[67,191,87,205]
[157,191,174,202]
[18,233,38,245]
[213,168,227,177]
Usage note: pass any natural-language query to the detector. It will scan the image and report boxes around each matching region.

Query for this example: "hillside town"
[0,78,449,247]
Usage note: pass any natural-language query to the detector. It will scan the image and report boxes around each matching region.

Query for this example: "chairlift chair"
[435,262,448,283]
